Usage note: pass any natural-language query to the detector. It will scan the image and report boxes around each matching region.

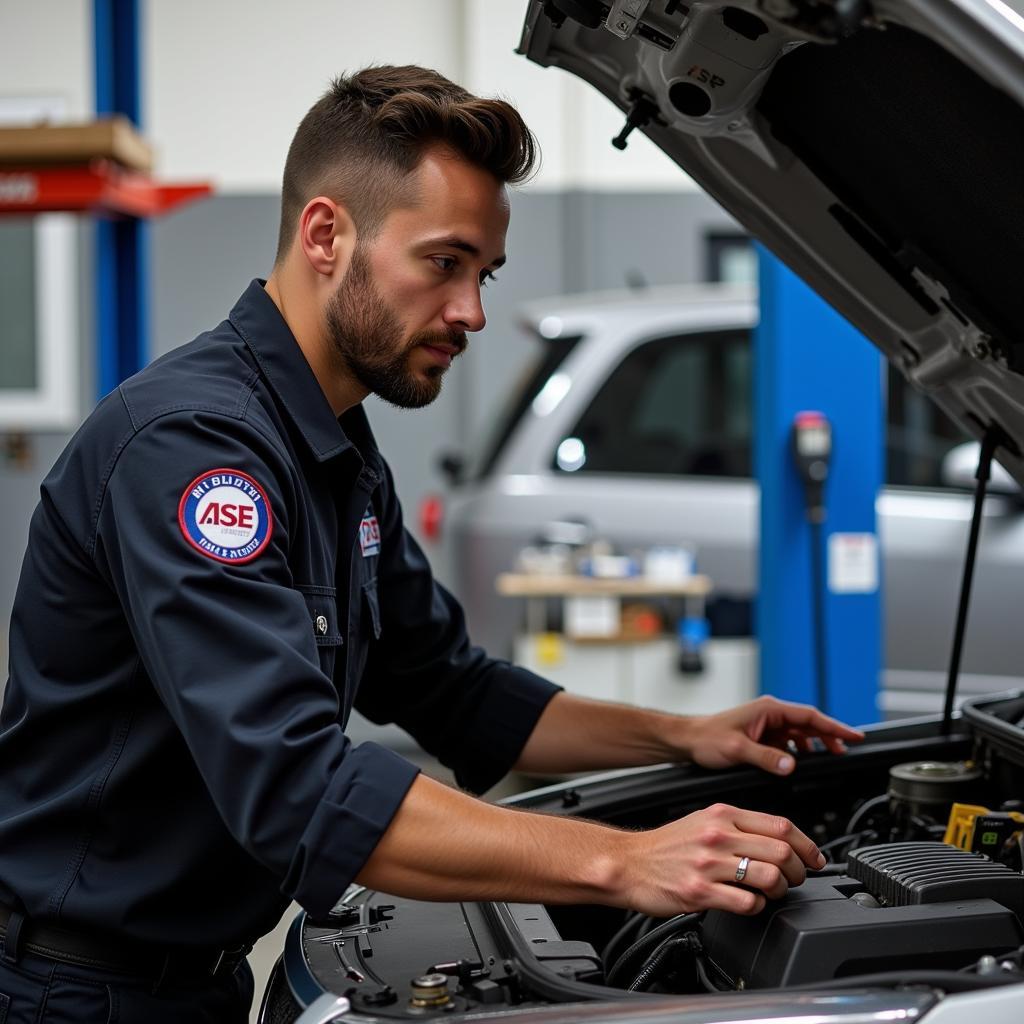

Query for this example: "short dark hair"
[275,65,538,263]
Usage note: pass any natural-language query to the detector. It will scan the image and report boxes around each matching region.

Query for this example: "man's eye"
[480,271,499,287]
[432,256,456,272]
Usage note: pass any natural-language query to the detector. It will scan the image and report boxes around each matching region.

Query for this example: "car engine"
[594,757,1024,994]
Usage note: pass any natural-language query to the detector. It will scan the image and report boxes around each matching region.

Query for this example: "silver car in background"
[433,283,1024,717]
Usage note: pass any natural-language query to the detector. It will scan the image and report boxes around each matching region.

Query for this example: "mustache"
[411,330,468,356]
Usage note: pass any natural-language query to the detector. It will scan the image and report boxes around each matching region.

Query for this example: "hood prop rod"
[942,428,1000,734]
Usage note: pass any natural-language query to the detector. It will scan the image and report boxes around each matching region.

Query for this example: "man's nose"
[444,284,486,334]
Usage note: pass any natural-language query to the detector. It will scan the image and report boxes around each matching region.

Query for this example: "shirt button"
[315,615,328,635]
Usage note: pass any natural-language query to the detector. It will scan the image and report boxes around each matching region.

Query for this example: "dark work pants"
[0,950,254,1023]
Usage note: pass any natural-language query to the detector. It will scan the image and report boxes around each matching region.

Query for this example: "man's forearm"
[356,772,631,905]
[513,692,690,774]
[356,770,828,918]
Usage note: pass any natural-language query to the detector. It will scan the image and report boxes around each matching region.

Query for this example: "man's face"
[324,148,510,409]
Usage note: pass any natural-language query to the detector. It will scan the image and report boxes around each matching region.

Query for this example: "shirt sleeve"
[354,461,562,794]
[92,409,419,919]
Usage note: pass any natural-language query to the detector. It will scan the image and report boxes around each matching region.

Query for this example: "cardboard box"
[0,116,153,172]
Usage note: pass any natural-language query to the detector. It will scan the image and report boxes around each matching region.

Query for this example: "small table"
[495,573,756,715]
[495,572,712,637]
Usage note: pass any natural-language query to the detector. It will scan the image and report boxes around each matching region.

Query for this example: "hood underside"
[518,0,1024,481]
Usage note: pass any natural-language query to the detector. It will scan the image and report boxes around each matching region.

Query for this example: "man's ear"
[297,197,357,279]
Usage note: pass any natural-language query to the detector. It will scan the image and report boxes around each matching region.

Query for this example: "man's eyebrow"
[423,235,506,268]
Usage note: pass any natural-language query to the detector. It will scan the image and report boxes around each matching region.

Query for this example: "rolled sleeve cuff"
[455,667,563,795]
[282,742,419,918]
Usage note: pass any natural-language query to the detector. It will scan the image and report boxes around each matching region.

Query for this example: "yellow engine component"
[944,802,1024,853]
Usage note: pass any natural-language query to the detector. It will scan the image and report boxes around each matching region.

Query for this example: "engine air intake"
[848,841,1024,916]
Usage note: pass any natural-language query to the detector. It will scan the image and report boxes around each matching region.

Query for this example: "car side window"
[554,330,753,478]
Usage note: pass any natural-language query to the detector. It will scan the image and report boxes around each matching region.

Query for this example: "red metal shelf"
[0,159,212,217]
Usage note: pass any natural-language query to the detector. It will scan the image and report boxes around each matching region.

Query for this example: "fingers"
[690,859,786,913]
[727,805,825,870]
[727,732,797,776]
[779,729,848,755]
[761,697,865,742]
[638,803,821,917]
[726,833,807,886]
[736,858,788,900]
[702,883,767,915]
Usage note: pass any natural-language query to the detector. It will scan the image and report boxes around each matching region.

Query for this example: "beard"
[324,246,467,409]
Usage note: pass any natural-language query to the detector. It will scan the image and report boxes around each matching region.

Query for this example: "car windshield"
[465,328,583,482]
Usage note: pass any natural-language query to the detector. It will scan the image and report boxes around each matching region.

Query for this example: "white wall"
[0,0,92,118]
[142,0,695,193]
[144,0,465,191]
[0,0,695,192]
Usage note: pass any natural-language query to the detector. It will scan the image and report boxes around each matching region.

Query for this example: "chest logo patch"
[178,469,273,564]
[359,515,381,557]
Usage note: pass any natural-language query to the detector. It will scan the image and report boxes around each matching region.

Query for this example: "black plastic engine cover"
[702,875,1024,988]
[848,842,1024,916]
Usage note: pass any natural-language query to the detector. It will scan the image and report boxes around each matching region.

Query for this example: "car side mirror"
[940,442,1022,497]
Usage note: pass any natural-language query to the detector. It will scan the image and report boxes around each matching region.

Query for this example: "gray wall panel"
[588,192,740,289]
[0,220,96,679]
[150,195,282,359]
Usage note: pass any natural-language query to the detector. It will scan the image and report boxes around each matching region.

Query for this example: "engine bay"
[541,733,1024,997]
[269,695,1024,1020]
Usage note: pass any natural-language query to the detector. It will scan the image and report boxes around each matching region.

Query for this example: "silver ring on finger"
[735,856,750,882]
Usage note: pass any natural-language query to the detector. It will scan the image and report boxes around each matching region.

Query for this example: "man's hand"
[622,801,826,916]
[676,694,866,777]
[515,692,864,777]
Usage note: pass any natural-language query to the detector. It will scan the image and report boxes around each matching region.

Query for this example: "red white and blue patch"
[178,469,273,564]
[359,514,381,557]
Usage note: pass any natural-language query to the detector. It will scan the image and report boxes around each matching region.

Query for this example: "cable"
[695,954,727,992]
[819,829,877,862]
[844,793,889,835]
[606,913,701,988]
[809,517,827,711]
[600,911,645,968]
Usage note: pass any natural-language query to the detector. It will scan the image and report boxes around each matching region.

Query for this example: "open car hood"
[518,0,1024,482]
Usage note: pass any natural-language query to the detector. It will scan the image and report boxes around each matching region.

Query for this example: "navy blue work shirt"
[0,280,561,949]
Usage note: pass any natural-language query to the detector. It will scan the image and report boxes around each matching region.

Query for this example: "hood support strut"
[942,428,1002,734]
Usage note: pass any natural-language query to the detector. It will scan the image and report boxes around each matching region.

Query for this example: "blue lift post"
[93,0,149,399]
[755,248,882,725]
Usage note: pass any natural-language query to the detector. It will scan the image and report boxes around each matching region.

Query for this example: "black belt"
[0,904,251,984]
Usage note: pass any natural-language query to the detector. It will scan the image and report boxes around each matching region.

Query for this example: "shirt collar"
[228,279,382,474]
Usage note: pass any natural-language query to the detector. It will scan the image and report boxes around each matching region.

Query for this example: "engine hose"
[627,934,699,992]
[606,913,701,988]
[601,911,646,967]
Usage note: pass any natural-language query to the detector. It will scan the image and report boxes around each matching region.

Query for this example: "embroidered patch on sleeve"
[178,469,273,564]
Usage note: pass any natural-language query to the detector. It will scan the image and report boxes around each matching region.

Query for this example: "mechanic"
[0,65,863,1022]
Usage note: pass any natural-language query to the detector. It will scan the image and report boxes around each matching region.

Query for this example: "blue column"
[94,0,149,399]
[754,248,882,725]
